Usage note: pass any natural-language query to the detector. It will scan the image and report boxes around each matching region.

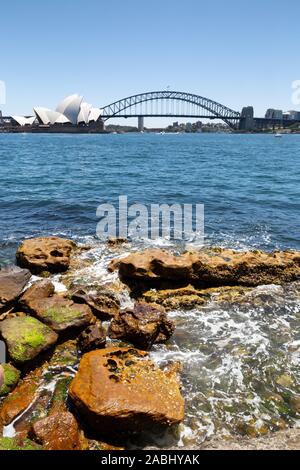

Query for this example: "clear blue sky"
[1,0,299,125]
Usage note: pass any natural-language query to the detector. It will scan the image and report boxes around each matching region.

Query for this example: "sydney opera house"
[2,94,104,133]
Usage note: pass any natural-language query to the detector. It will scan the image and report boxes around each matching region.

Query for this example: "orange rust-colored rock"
[32,412,82,450]
[69,347,184,434]
[109,248,300,289]
[16,237,76,274]
[0,368,42,426]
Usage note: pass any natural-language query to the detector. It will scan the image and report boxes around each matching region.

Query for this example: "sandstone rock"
[109,248,300,289]
[143,285,208,310]
[0,266,31,313]
[0,316,58,364]
[0,363,21,396]
[16,236,76,274]
[32,411,81,450]
[78,322,106,353]
[0,368,43,425]
[108,303,175,350]
[71,286,120,320]
[69,347,184,434]
[20,280,93,333]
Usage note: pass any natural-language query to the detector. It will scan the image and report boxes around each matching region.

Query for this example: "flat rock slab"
[69,347,184,434]
[0,266,31,312]
[16,236,76,274]
[0,316,58,364]
[110,248,300,289]
[20,280,93,333]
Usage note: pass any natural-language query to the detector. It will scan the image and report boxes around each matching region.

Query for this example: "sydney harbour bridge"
[100,91,298,131]
[1,90,299,132]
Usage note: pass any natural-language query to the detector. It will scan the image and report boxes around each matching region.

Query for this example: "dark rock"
[0,266,31,313]
[78,322,106,353]
[108,303,175,350]
[71,287,120,320]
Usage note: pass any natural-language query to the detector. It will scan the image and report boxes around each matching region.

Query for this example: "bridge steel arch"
[100,91,241,129]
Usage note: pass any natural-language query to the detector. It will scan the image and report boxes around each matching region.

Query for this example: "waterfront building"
[34,94,102,126]
[265,109,283,119]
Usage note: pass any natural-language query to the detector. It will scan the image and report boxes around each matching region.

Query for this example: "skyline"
[1,0,300,126]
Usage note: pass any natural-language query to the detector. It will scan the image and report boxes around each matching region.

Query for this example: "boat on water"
[274,133,283,137]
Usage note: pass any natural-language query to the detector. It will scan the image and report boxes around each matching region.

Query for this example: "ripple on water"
[150,283,300,446]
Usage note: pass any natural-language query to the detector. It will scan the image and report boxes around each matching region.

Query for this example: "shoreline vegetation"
[0,236,300,450]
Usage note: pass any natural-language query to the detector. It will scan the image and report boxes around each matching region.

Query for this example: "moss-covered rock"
[0,363,21,396]
[20,280,93,333]
[0,437,43,451]
[0,315,58,364]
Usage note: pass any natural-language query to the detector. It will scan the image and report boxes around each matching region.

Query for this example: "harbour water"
[0,132,299,447]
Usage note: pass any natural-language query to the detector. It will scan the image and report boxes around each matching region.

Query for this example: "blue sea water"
[0,132,299,265]
[1,132,300,447]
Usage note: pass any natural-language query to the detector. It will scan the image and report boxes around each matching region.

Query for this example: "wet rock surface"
[1,240,300,450]
[0,364,20,397]
[78,322,106,353]
[0,368,43,426]
[109,303,175,350]
[0,266,31,313]
[110,248,300,290]
[16,236,76,274]
[20,280,93,333]
[69,347,185,434]
[0,316,58,364]
[71,286,120,320]
[32,411,82,450]
[0,436,43,450]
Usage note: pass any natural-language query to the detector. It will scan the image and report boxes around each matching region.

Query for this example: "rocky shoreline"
[0,236,300,450]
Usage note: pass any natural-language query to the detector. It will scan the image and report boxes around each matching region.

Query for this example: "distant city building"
[283,110,300,120]
[265,109,283,119]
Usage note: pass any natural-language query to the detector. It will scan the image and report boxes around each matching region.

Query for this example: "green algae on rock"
[0,363,21,396]
[0,316,58,363]
[20,280,93,333]
[0,436,43,451]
